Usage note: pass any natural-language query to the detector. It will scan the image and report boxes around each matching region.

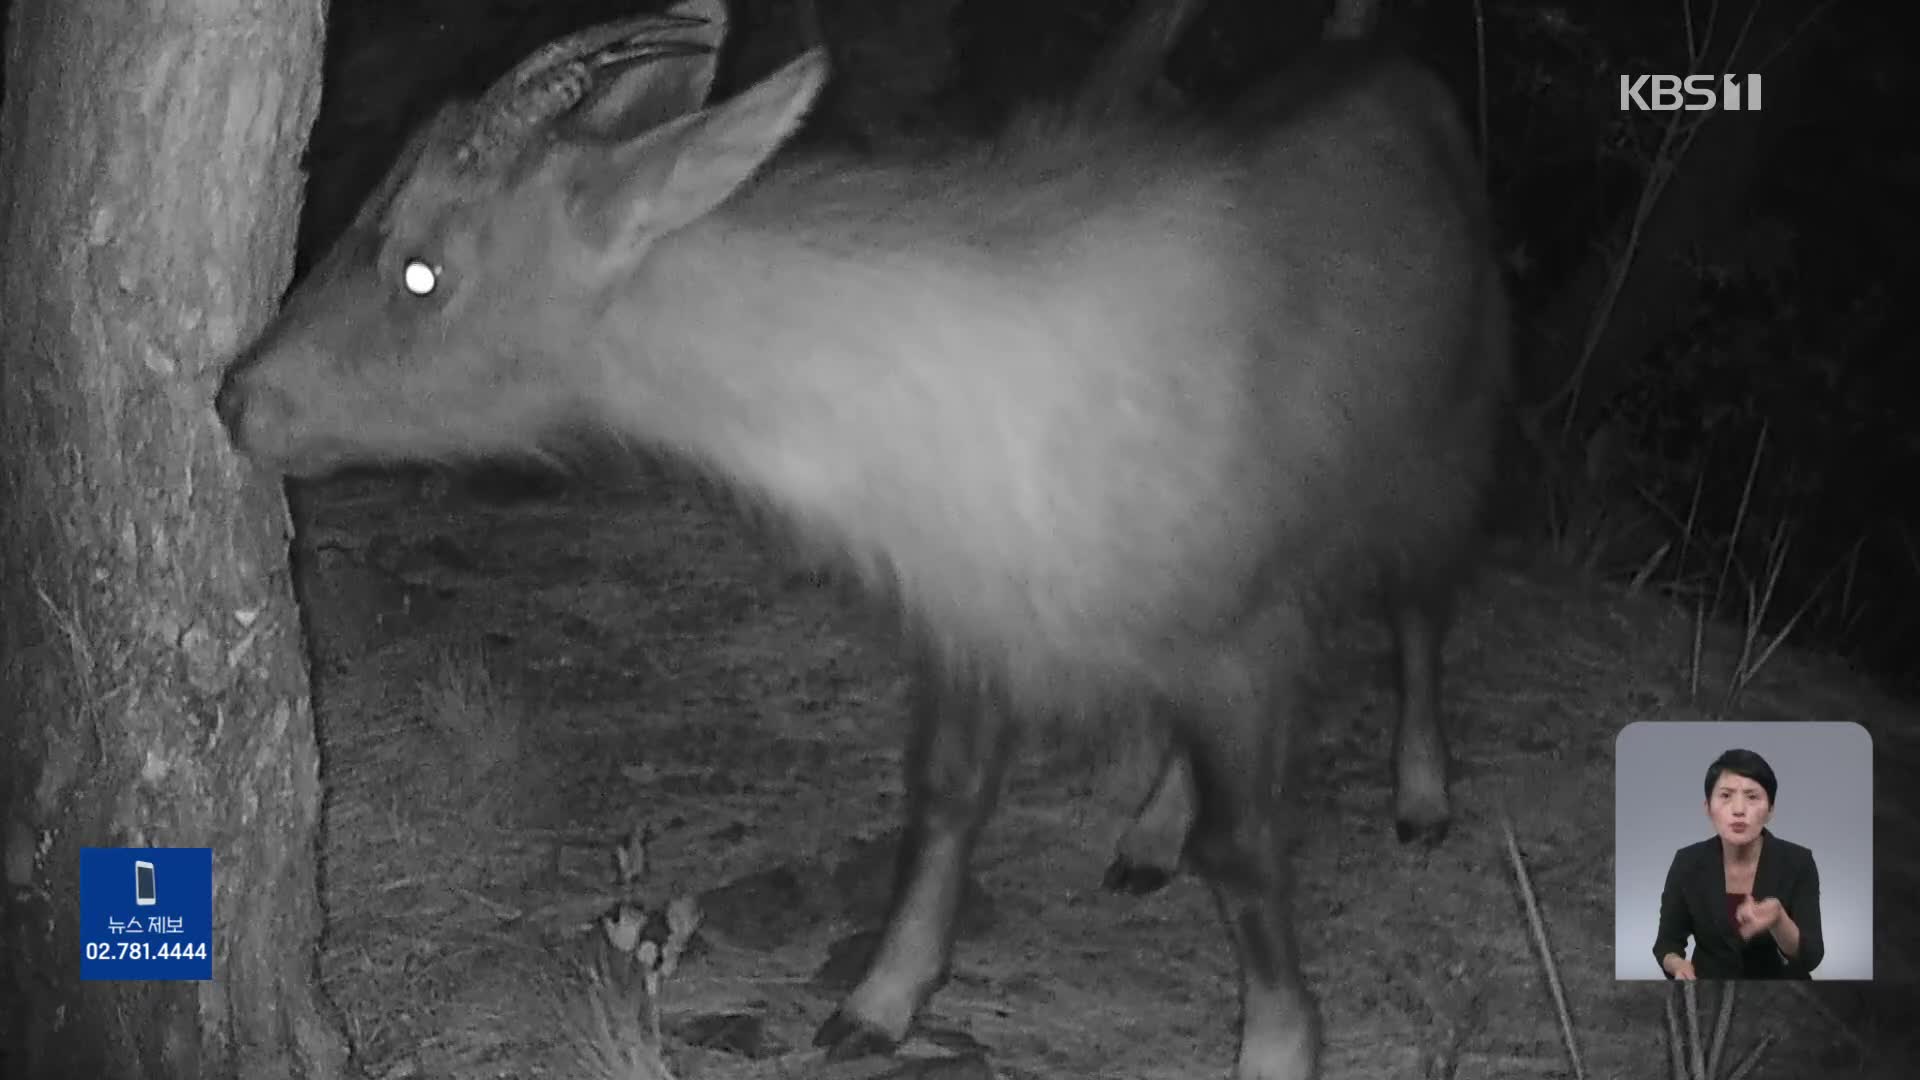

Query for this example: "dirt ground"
[289,466,1916,1080]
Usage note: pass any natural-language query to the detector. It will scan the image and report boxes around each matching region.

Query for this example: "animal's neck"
[606,228,893,496]
[592,176,1061,527]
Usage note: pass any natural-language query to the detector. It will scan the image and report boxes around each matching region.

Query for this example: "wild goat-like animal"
[216,1,1509,1076]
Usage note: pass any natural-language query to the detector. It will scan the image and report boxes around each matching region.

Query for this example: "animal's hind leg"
[815,654,1015,1060]
[1105,739,1194,895]
[1389,585,1454,845]
[1181,607,1318,1080]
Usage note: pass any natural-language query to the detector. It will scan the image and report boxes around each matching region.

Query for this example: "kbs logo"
[1618,74,1763,112]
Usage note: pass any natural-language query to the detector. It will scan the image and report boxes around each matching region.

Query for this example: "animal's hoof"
[814,1010,903,1062]
[1394,817,1450,847]
[1102,856,1173,895]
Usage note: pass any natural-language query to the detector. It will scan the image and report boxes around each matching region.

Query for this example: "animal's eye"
[400,257,441,298]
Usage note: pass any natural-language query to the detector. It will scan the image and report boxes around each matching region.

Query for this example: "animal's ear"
[566,49,828,254]
[570,0,731,138]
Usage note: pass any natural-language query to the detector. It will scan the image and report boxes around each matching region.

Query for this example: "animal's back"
[634,47,1507,714]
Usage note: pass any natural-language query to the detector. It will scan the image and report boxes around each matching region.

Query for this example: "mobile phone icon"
[134,860,156,906]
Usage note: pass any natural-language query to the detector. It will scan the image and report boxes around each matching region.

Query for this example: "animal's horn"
[457,12,715,174]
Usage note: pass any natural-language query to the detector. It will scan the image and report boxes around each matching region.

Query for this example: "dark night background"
[1,0,1914,1075]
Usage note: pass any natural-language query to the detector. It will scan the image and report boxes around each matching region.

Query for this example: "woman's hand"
[1735,896,1784,941]
[1661,953,1697,980]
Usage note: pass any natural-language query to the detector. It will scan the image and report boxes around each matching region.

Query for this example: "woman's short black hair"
[1704,748,1778,805]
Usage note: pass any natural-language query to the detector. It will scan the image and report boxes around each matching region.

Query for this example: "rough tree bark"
[0,1,351,1077]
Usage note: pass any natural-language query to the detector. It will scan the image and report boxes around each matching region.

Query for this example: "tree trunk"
[0,2,350,1077]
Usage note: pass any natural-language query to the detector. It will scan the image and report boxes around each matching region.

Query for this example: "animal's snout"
[213,367,245,440]
[214,362,293,456]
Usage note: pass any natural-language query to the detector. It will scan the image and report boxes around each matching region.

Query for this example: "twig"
[1502,816,1585,1080]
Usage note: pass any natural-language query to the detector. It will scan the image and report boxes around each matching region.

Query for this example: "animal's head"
[216,0,826,477]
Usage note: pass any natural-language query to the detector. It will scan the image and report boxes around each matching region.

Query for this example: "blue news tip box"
[79,847,213,980]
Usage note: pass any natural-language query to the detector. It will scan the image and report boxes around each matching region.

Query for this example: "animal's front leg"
[1181,606,1319,1080]
[815,660,1015,1060]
